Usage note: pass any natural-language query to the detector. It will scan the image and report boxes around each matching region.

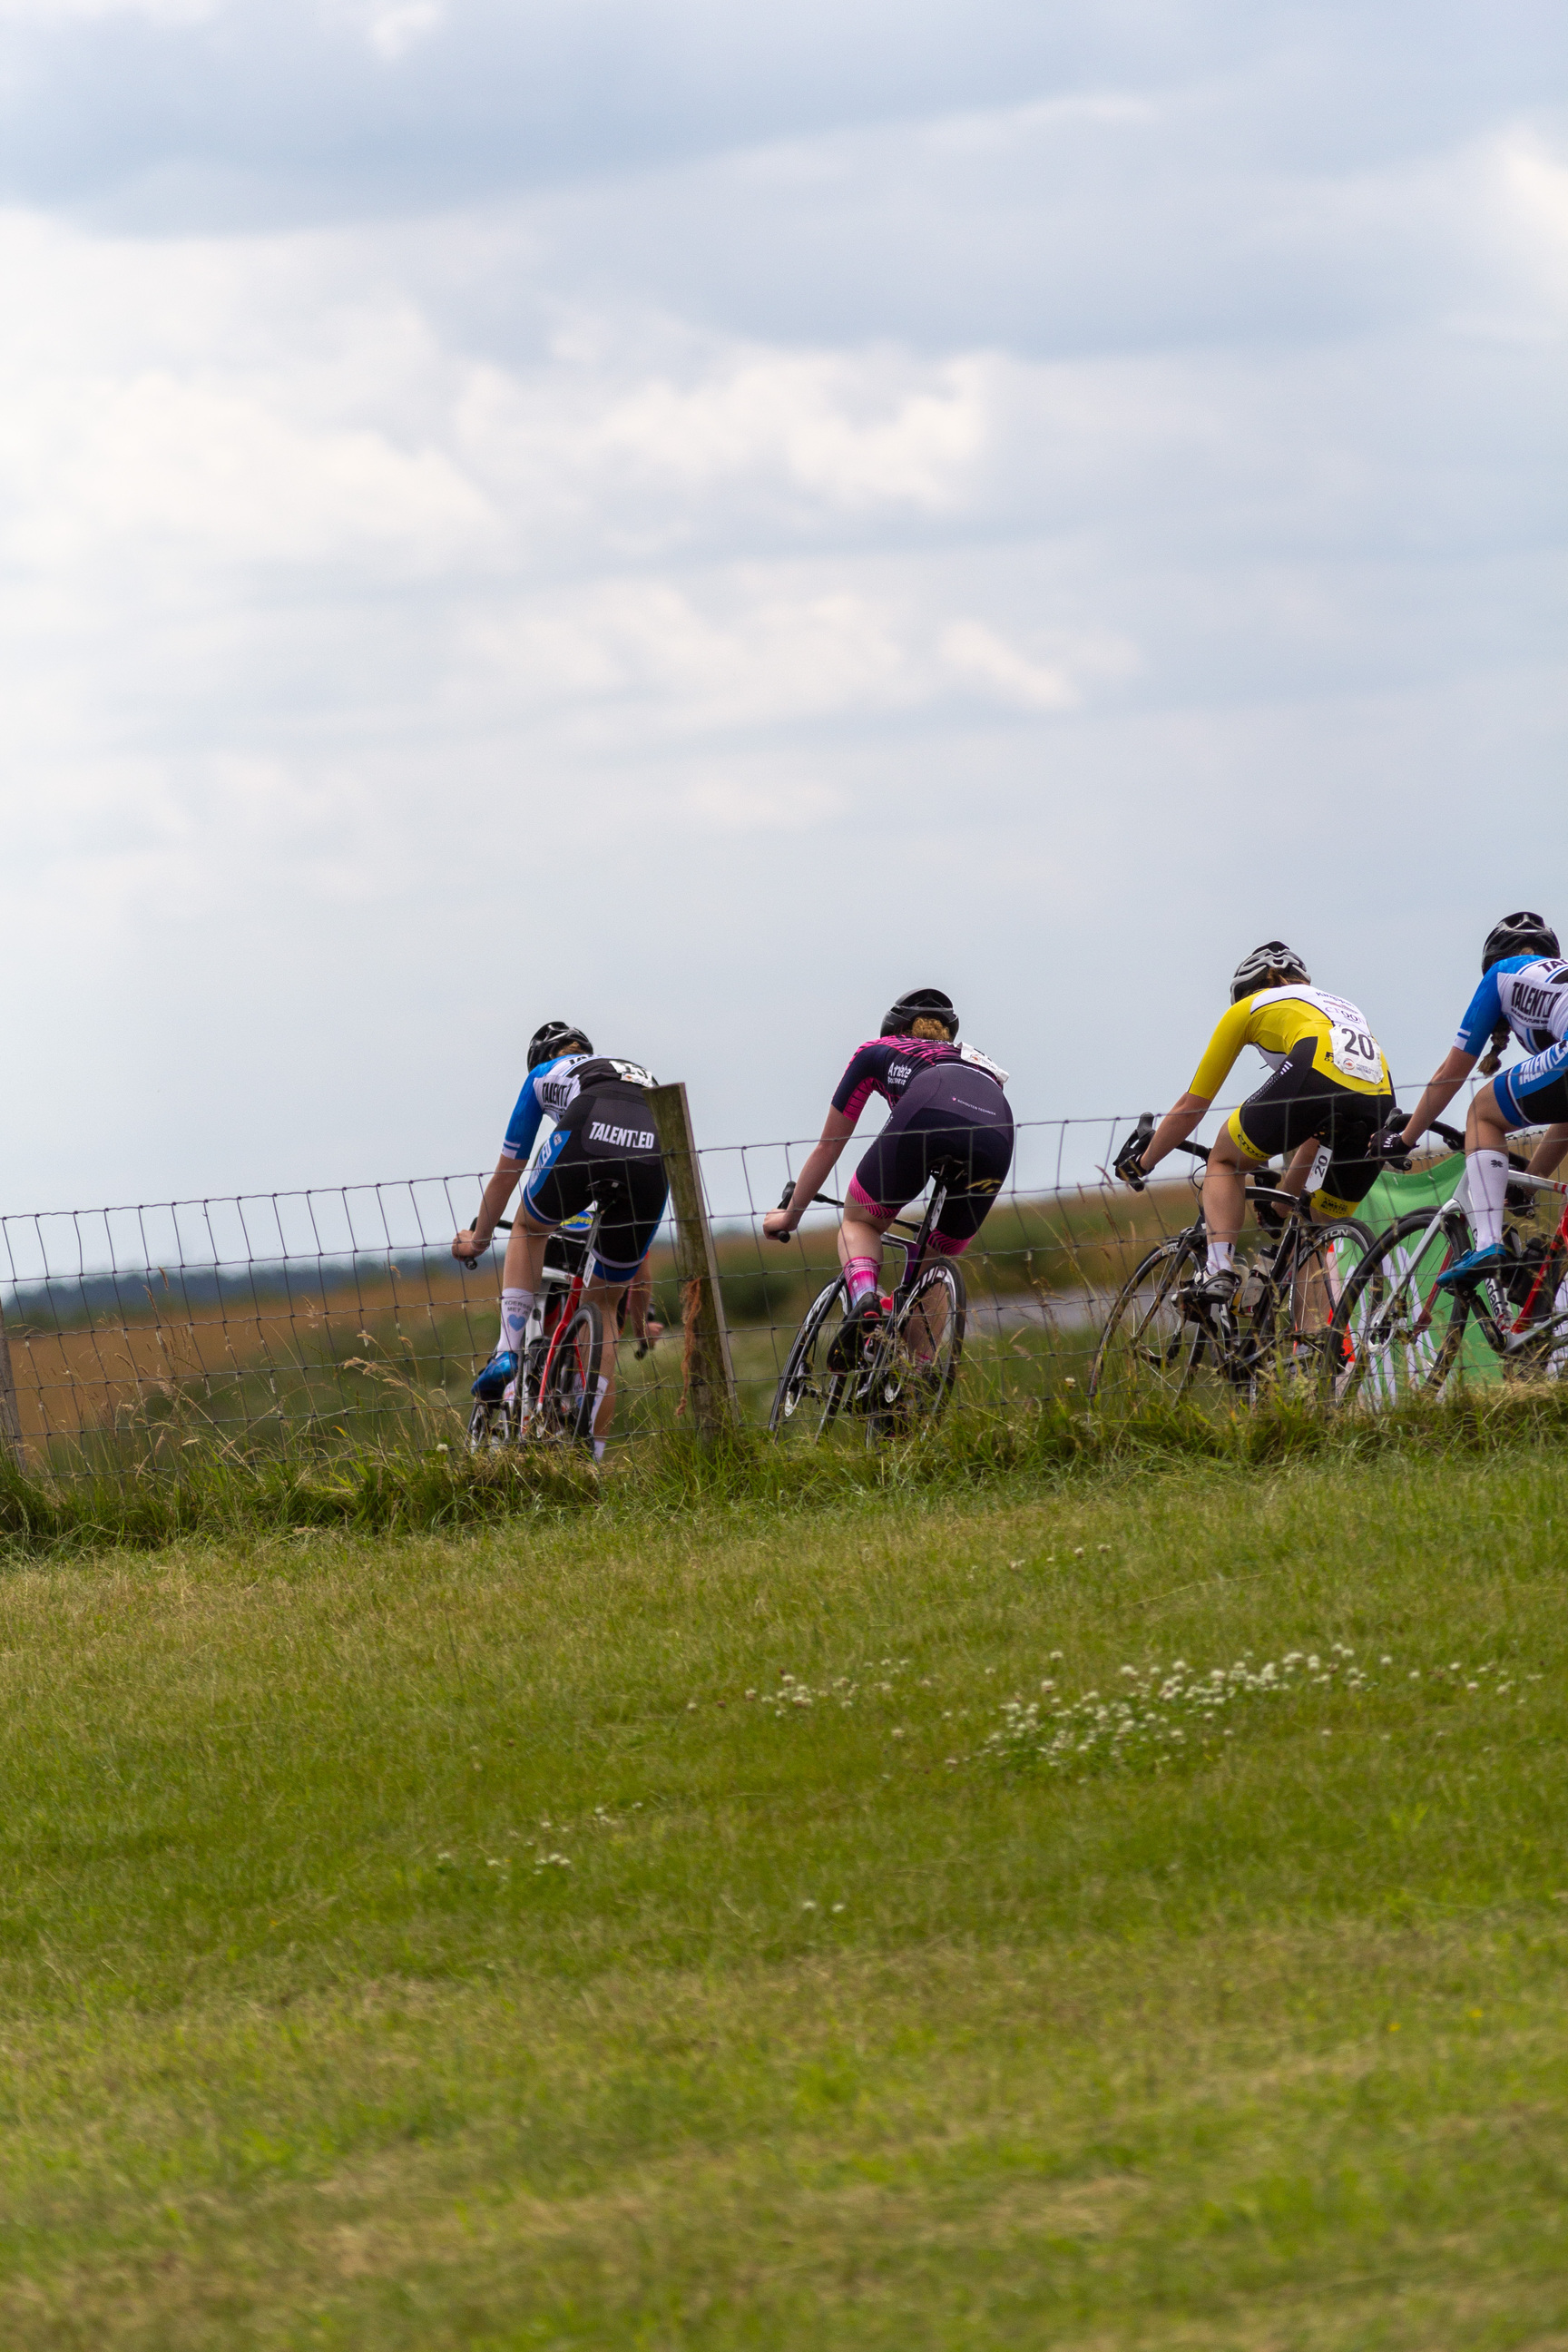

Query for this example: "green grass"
[4,1422,1568,2342]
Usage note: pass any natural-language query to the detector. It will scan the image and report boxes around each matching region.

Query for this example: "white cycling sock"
[593,1438,606,1463]
[1469,1151,1509,1250]
[1205,1239,1235,1277]
[498,1287,534,1357]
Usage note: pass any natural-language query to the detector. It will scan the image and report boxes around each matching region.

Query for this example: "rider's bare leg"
[1528,1124,1568,1179]
[1277,1137,1319,1203]
[1200,1129,1250,1269]
[504,1208,552,1294]
[583,1272,634,1439]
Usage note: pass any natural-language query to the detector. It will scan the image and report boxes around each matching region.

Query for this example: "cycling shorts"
[849,1065,1014,1247]
[523,1083,669,1280]
[1227,1038,1393,1216]
[1494,1039,1568,1130]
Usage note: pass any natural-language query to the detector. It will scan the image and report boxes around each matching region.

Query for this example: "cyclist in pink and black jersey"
[762,987,1014,1349]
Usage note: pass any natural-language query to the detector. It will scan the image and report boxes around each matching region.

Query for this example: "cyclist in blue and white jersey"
[1388,912,1568,1290]
[451,1020,668,1454]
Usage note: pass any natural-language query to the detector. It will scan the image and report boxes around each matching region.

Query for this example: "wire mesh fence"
[0,1102,1513,1473]
[0,1116,1233,1470]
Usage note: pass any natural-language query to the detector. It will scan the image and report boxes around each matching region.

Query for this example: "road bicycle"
[1088,1112,1377,1408]
[465,1210,608,1452]
[768,1171,968,1443]
[1326,1123,1568,1404]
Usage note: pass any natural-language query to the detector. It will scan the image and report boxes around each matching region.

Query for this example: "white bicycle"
[1327,1123,1568,1404]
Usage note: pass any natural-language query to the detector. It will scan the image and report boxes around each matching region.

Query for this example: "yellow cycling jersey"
[1189,986,1391,1102]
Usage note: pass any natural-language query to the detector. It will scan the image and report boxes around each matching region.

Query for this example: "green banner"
[1360,1147,1465,1228]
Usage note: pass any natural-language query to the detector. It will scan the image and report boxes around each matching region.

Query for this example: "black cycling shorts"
[1230,1038,1393,1214]
[851,1064,1014,1243]
[523,1083,669,1279]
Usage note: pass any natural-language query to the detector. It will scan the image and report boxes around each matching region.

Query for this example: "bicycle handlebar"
[771,1180,920,1240]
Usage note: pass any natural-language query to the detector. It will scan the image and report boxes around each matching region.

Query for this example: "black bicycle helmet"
[1230,941,1311,1004]
[880,987,959,1040]
[1481,912,1560,973]
[526,1020,593,1071]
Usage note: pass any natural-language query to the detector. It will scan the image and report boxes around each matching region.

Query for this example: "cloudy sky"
[0,0,1563,1214]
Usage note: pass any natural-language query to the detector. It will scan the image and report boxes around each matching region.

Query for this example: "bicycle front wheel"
[539,1303,603,1445]
[769,1279,852,1440]
[1326,1209,1471,1406]
[1087,1232,1210,1409]
[869,1260,965,1438]
[1253,1218,1376,1398]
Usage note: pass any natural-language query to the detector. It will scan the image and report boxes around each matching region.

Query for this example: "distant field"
[3,1433,1568,2346]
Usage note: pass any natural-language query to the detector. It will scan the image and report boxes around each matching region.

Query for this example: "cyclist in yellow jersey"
[1116,941,1395,1305]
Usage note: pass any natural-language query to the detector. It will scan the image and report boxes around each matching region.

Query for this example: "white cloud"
[590,351,986,509]
[939,620,1136,711]
[1496,128,1568,311]
[0,36,1561,1203]
[356,0,445,62]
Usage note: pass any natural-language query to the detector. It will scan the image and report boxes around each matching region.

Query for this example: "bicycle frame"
[532,1230,593,1399]
[1366,1161,1568,1355]
[879,1181,949,1306]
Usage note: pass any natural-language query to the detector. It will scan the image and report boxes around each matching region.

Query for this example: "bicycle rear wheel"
[1325,1209,1472,1405]
[868,1260,965,1438]
[769,1279,852,1439]
[537,1302,603,1445]
[1087,1232,1210,1408]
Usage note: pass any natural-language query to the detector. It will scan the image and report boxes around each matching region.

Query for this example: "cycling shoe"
[1434,1242,1511,1293]
[828,1293,885,1373]
[471,1348,520,1401]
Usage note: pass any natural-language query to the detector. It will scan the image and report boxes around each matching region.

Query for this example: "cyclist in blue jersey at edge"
[1386,912,1568,1291]
[452,1021,667,1458]
[761,987,1014,1356]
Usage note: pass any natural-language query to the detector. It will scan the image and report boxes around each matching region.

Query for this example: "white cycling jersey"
[1456,955,1568,1060]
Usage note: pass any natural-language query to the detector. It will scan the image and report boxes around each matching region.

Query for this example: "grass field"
[4,1416,1568,2347]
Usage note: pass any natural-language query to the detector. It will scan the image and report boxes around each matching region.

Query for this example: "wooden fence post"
[647,1081,738,1439]
[0,1302,24,1470]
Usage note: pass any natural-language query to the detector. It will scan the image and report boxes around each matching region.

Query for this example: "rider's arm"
[1137,1093,1211,1176]
[453,1153,525,1259]
[767,1106,857,1234]
[1396,1046,1476,1149]
[1399,971,1504,1147]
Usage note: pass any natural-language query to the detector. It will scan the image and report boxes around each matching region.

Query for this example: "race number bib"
[1313,993,1383,1086]
[959,1044,1010,1083]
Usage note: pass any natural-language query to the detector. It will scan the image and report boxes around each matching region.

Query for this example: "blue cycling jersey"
[502,1053,592,1163]
[1455,955,1568,1059]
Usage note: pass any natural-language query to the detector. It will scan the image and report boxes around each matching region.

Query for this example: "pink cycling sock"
[844,1255,881,1306]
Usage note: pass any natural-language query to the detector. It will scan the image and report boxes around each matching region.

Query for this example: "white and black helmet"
[1481,912,1560,974]
[1230,941,1311,1004]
